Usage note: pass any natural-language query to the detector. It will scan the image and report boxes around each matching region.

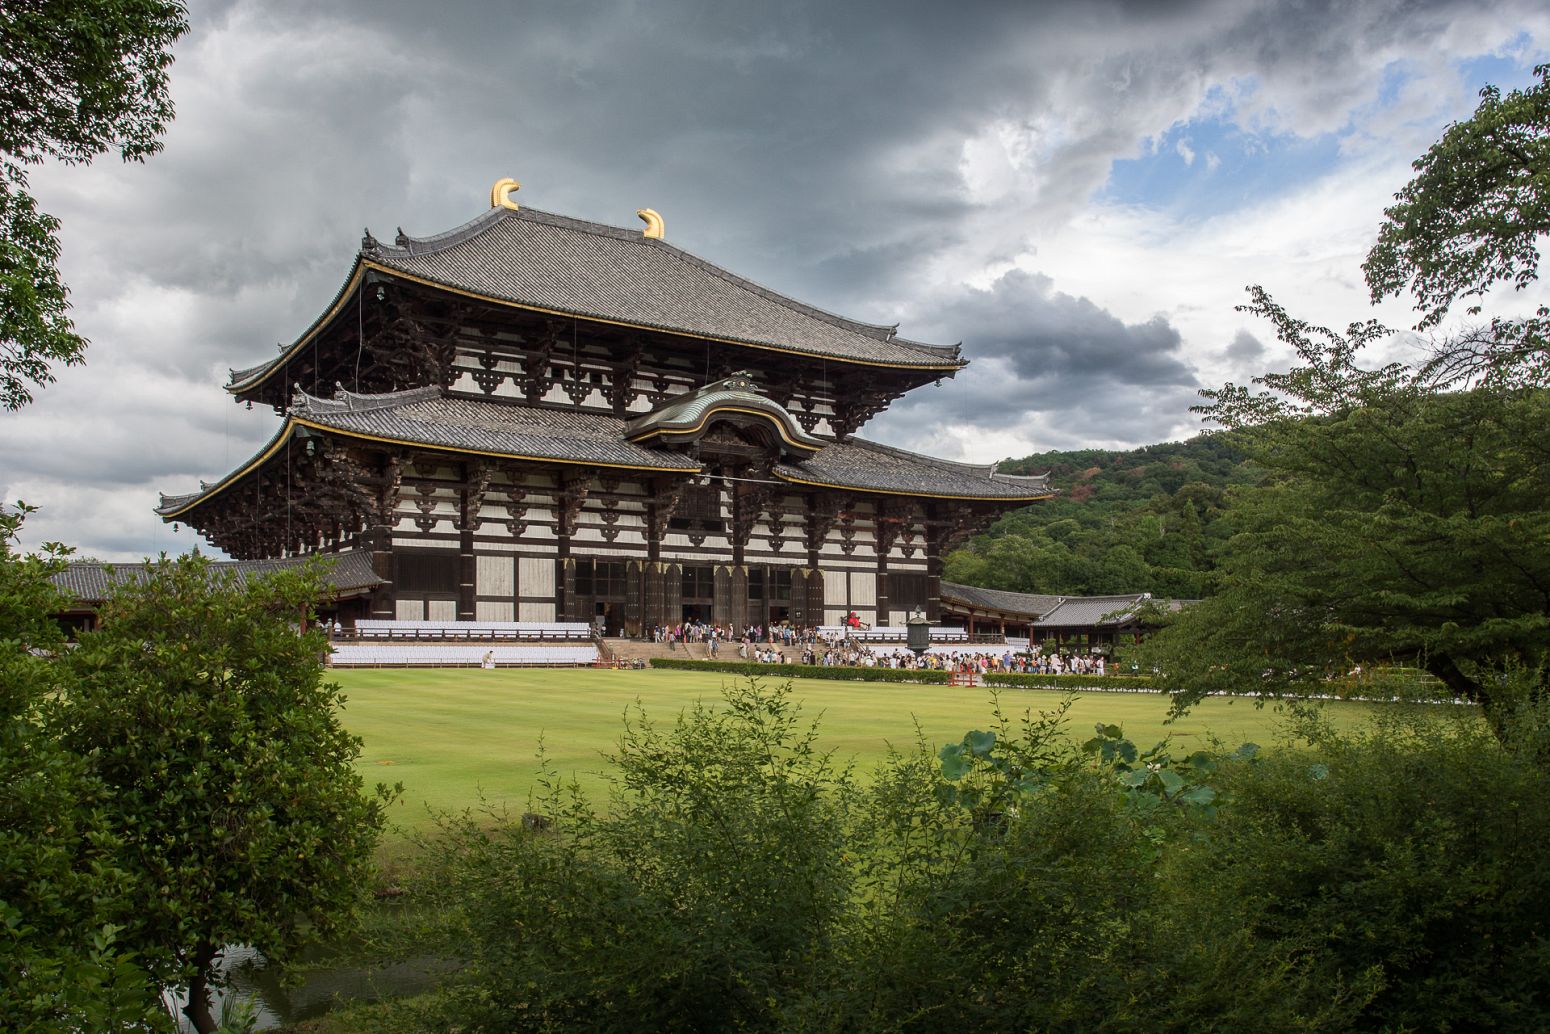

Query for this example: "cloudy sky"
[4,0,1547,560]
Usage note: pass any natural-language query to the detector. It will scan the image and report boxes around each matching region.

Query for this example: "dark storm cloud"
[867,269,1204,452]
[3,0,1545,557]
[919,270,1197,389]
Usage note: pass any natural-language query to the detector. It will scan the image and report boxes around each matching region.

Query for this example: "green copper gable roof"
[625,371,824,459]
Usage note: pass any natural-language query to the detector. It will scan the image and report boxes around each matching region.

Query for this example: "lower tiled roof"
[293,387,703,471]
[777,438,1052,500]
[940,582,1065,618]
[939,584,1158,627]
[160,389,1052,518]
[1035,594,1151,628]
[52,549,382,605]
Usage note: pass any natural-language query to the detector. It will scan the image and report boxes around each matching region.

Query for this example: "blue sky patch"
[1101,49,1543,221]
[1099,114,1342,220]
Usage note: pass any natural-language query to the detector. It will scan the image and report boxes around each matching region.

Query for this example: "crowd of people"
[645,619,1109,675]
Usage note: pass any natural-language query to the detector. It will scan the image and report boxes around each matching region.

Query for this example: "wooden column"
[369,522,395,619]
[713,565,733,626]
[456,462,487,622]
[644,562,665,631]
[369,454,402,619]
[730,566,749,630]
[624,561,642,635]
[555,472,589,622]
[925,504,944,623]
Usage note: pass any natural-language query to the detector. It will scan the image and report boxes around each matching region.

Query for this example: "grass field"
[334,667,1381,837]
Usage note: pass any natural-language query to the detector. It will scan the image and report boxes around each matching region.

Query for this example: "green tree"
[1364,63,1549,384]
[0,0,188,409]
[412,679,855,1033]
[54,555,398,1033]
[0,506,161,1032]
[1146,64,1550,728]
[1144,289,1550,725]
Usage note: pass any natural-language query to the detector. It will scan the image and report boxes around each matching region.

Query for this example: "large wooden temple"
[158,183,1053,634]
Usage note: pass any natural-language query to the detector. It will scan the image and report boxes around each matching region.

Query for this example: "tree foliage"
[0,0,189,409]
[0,505,161,1032]
[1365,64,1550,330]
[1364,63,1550,386]
[1144,64,1550,725]
[53,555,398,1033]
[360,680,1550,1033]
[1143,290,1550,721]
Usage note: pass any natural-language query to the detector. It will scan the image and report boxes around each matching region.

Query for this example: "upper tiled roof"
[375,208,962,366]
[229,205,964,392]
[776,439,1053,501]
[940,581,1065,618]
[52,549,382,605]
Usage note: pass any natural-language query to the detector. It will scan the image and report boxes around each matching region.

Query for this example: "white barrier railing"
[343,620,593,642]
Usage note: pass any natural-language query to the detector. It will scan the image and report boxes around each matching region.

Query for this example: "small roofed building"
[50,550,382,633]
[156,183,1053,633]
[939,582,1187,652]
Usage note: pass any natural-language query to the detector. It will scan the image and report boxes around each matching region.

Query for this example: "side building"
[157,185,1053,634]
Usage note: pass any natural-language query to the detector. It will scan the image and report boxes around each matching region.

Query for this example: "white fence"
[328,643,599,668]
[346,619,593,642]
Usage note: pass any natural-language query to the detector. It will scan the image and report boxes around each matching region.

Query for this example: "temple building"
[157,183,1053,634]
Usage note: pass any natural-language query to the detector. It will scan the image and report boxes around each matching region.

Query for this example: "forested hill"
[944,434,1255,599]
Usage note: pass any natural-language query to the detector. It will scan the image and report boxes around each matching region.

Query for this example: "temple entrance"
[681,565,714,625]
[594,602,621,637]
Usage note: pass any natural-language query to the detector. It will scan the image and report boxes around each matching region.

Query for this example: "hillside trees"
[944,436,1248,598]
[54,556,399,1033]
[0,0,188,408]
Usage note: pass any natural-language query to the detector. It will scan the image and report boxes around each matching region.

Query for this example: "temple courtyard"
[336,667,1383,837]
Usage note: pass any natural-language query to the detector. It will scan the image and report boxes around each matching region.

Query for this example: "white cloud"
[3,0,1546,557]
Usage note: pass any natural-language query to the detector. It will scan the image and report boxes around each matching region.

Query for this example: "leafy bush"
[380,682,1550,1033]
[1160,704,1550,1031]
[410,680,858,1032]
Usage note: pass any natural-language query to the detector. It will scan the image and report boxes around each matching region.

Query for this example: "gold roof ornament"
[490,177,521,211]
[636,208,664,239]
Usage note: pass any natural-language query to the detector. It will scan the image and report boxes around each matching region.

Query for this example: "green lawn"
[335,667,1380,837]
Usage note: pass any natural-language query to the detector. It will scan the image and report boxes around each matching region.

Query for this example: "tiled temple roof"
[939,583,1163,627]
[229,205,963,393]
[292,386,704,471]
[159,389,1052,518]
[940,582,1065,618]
[1035,594,1152,628]
[774,438,1053,500]
[52,549,382,605]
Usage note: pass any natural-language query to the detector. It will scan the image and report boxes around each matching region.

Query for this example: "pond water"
[164,945,449,1031]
